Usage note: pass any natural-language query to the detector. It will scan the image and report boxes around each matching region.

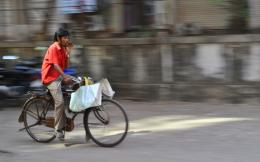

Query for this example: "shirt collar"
[54,42,62,50]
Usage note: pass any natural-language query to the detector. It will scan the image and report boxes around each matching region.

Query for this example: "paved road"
[1,101,260,162]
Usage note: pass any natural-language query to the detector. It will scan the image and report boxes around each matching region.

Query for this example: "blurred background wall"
[1,0,260,103]
[2,0,260,40]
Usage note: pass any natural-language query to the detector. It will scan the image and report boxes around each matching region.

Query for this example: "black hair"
[53,28,70,42]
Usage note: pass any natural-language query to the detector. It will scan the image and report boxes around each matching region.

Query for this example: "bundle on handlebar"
[66,76,94,91]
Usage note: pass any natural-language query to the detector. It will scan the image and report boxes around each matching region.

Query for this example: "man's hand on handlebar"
[62,74,74,85]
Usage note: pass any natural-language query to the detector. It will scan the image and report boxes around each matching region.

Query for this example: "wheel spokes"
[26,110,39,120]
[24,97,56,143]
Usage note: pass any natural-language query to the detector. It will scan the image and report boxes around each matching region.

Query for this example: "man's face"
[60,36,70,47]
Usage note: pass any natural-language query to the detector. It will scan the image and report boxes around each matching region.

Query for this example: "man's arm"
[66,54,70,68]
[54,63,73,85]
[53,64,67,78]
[66,43,73,68]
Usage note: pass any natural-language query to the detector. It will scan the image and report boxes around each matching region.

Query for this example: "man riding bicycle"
[41,28,73,141]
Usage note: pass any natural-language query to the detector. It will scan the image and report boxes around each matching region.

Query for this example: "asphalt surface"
[1,100,260,162]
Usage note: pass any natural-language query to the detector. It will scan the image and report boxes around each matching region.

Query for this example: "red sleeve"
[48,46,60,65]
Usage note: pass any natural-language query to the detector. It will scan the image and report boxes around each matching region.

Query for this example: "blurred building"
[0,0,66,40]
[2,1,260,103]
[1,0,260,40]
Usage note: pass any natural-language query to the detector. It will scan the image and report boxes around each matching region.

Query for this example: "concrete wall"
[2,34,260,103]
[249,0,260,30]
[176,0,230,29]
[77,35,260,103]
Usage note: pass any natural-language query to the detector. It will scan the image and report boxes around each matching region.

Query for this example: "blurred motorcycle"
[0,57,41,99]
[0,56,78,100]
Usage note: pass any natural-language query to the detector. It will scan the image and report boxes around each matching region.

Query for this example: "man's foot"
[55,130,65,141]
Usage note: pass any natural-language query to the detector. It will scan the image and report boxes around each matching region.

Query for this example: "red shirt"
[41,42,68,85]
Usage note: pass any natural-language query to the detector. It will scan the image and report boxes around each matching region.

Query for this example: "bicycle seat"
[27,87,51,98]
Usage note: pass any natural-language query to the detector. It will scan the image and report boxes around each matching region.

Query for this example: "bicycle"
[18,78,129,147]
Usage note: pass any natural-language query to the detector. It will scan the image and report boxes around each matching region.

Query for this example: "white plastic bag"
[69,83,102,112]
[100,78,115,98]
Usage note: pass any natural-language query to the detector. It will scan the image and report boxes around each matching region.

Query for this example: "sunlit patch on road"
[129,115,256,133]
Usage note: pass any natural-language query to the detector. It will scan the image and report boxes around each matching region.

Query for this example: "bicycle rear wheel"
[23,97,56,143]
[84,99,128,147]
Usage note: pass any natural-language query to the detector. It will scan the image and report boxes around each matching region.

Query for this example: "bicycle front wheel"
[23,97,56,143]
[84,99,128,147]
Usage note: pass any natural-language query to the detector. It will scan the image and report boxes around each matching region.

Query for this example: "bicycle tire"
[23,96,56,143]
[83,99,128,147]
